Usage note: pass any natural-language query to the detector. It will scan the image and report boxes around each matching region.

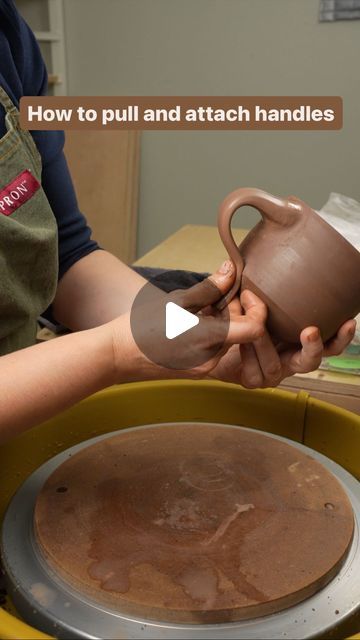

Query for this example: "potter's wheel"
[1,423,360,639]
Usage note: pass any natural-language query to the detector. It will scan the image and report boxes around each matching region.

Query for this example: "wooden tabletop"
[135,225,360,414]
[135,225,249,273]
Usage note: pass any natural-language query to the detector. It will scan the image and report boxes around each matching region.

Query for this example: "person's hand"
[210,290,356,388]
[108,261,266,383]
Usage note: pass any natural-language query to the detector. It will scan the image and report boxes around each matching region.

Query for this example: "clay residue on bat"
[86,444,272,612]
[202,503,255,546]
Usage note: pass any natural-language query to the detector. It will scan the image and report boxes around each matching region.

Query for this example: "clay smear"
[202,503,255,546]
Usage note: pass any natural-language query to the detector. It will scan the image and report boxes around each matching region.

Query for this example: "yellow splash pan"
[0,380,359,640]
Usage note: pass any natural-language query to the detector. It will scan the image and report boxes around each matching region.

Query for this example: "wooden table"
[135,225,360,415]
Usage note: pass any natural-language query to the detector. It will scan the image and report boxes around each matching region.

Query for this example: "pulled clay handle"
[217,188,302,310]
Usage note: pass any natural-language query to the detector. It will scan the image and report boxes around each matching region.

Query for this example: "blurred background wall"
[16,0,360,257]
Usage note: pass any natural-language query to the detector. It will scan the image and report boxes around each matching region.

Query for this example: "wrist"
[105,313,149,383]
[87,323,119,388]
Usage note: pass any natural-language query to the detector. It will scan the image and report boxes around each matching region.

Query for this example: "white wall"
[62,0,360,256]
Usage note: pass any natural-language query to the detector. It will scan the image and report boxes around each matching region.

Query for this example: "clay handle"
[217,188,301,309]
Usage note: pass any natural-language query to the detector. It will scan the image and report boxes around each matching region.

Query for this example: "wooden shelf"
[48,74,61,85]
[34,30,60,42]
[23,0,67,96]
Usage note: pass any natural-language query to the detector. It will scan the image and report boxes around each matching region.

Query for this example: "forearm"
[0,325,115,443]
[52,250,147,330]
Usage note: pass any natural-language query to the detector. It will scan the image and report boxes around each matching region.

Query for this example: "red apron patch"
[0,170,40,216]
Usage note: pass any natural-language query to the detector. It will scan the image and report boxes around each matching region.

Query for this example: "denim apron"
[0,87,58,355]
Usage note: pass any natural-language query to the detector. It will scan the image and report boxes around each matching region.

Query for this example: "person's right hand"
[106,260,266,383]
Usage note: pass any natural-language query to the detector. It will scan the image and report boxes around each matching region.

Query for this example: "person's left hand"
[210,290,357,388]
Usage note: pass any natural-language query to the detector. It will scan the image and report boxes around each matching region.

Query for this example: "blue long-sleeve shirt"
[0,0,99,279]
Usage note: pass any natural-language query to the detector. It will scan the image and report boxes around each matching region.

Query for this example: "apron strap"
[0,86,19,114]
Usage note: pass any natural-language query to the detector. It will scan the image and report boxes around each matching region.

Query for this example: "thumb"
[178,261,236,313]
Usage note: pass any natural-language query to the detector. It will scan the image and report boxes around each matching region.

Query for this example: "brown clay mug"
[218,188,360,344]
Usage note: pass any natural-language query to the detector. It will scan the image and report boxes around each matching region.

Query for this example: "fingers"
[323,319,356,357]
[180,283,267,371]
[240,289,267,326]
[225,316,264,345]
[179,260,235,312]
[209,344,244,384]
[285,320,356,375]
[252,334,283,386]
[228,294,242,316]
[281,327,324,375]
[225,289,266,345]
[238,291,282,387]
[237,290,279,387]
[240,337,283,389]
[202,295,240,318]
[240,343,265,388]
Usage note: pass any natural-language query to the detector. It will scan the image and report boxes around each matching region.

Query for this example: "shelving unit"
[16,0,140,262]
[17,0,67,95]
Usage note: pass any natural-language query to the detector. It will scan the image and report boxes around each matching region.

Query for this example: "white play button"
[165,302,199,340]
[130,270,230,369]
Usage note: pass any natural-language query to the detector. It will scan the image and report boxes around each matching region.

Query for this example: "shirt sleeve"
[40,149,100,279]
[6,0,100,280]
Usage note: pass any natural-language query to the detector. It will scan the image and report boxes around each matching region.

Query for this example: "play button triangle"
[165,302,199,340]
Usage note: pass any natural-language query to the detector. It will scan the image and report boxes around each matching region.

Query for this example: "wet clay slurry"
[34,425,354,623]
[218,188,360,344]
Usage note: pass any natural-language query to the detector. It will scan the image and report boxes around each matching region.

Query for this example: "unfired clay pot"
[218,188,360,344]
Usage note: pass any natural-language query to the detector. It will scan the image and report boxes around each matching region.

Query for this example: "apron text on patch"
[0,169,40,216]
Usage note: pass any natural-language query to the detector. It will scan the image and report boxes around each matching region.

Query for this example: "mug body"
[238,202,360,344]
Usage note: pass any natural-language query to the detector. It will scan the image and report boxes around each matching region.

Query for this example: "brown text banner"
[20,96,343,131]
